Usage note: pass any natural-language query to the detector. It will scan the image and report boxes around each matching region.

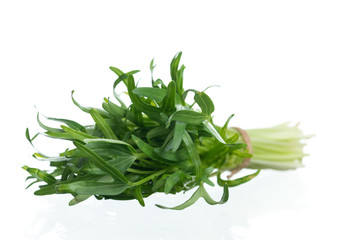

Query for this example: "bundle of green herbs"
[24,52,310,210]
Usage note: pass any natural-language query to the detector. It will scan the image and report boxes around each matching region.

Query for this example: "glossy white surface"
[1,1,359,239]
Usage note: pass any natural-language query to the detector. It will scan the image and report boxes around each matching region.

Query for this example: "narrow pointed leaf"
[46,116,86,132]
[200,184,229,205]
[74,142,130,183]
[194,91,214,116]
[22,166,57,184]
[107,155,137,174]
[220,114,234,138]
[217,170,260,187]
[69,195,92,206]
[183,131,201,180]
[154,147,189,162]
[134,186,145,207]
[172,121,187,151]
[126,75,162,121]
[169,110,208,125]
[131,135,173,165]
[132,87,167,102]
[170,52,182,82]
[26,179,41,189]
[61,125,96,141]
[176,65,185,96]
[161,81,176,113]
[203,120,226,144]
[156,185,202,210]
[42,131,73,140]
[37,112,63,132]
[84,138,136,153]
[89,109,118,140]
[164,171,183,194]
[71,91,110,118]
[56,181,130,195]
[25,128,39,146]
[34,185,57,195]
[153,79,167,89]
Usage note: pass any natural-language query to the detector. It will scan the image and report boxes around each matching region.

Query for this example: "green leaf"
[161,81,176,113]
[202,143,228,165]
[217,170,260,187]
[84,138,136,153]
[156,185,202,210]
[150,58,156,85]
[102,99,125,118]
[132,107,144,127]
[203,120,226,144]
[74,142,130,183]
[146,126,171,141]
[201,167,215,187]
[81,141,137,174]
[181,88,196,102]
[194,91,215,116]
[156,183,228,210]
[200,184,229,205]
[153,79,167,89]
[89,109,118,140]
[110,67,140,89]
[162,129,175,150]
[25,179,41,189]
[110,66,125,77]
[61,125,96,142]
[131,135,173,165]
[126,75,162,122]
[220,114,234,138]
[33,155,70,162]
[164,171,184,194]
[61,163,78,181]
[37,112,63,133]
[25,128,39,146]
[84,141,134,158]
[182,131,201,180]
[170,52,182,81]
[56,181,130,195]
[151,174,168,192]
[46,116,86,132]
[71,91,110,118]
[170,52,184,94]
[154,147,189,162]
[172,121,187,152]
[107,155,137,174]
[22,166,57,184]
[42,131,73,140]
[110,68,128,106]
[132,87,167,102]
[34,185,57,195]
[69,195,92,206]
[176,65,185,96]
[169,110,208,125]
[134,186,145,207]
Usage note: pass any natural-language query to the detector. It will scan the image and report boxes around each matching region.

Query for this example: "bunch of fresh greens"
[24,52,310,210]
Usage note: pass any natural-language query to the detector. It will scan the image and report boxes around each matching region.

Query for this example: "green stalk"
[132,167,176,187]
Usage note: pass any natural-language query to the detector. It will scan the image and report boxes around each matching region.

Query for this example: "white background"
[1,1,359,239]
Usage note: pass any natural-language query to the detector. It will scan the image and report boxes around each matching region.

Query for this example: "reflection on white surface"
[20,170,307,240]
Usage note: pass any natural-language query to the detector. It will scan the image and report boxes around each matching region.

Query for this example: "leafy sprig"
[24,52,310,209]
